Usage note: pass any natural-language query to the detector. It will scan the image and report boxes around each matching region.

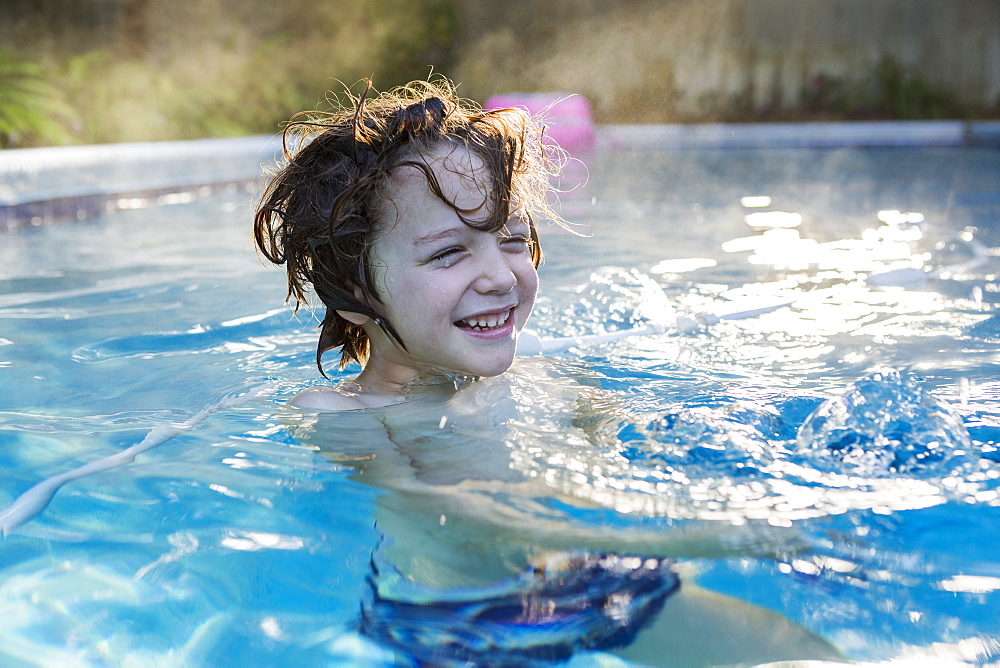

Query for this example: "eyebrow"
[413,226,463,248]
[412,215,529,249]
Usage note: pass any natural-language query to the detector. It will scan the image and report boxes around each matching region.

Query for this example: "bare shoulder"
[289,385,404,412]
[289,386,370,412]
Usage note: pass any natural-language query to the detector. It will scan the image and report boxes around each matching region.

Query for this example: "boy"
[257,78,844,666]
[254,78,560,409]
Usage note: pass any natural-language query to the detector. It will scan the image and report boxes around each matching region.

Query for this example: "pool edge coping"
[597,120,1000,149]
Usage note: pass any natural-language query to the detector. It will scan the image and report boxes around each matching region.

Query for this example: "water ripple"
[71,308,296,362]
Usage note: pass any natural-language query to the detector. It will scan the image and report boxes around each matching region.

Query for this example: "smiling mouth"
[454,308,513,331]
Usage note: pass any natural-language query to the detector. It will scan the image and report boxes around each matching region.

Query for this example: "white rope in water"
[0,382,275,537]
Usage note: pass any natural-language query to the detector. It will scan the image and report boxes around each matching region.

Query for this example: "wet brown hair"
[253,77,563,376]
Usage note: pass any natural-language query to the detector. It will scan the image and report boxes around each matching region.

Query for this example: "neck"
[350,357,476,400]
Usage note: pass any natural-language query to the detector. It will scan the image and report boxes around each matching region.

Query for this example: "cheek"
[374,270,419,320]
[519,263,539,307]
[387,276,455,322]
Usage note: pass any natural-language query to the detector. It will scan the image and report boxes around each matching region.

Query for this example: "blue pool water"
[1,132,999,666]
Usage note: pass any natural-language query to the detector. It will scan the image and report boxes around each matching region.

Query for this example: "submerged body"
[289,358,844,666]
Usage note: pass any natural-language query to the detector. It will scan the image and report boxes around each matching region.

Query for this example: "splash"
[565,267,675,338]
[796,369,975,477]
[500,364,990,523]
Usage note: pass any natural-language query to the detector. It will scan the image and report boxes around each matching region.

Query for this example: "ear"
[336,309,370,326]
[335,280,372,326]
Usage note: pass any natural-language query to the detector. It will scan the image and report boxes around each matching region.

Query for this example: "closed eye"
[429,246,467,267]
[501,235,533,253]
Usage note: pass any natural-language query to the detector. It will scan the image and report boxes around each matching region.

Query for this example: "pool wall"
[1,121,998,231]
[0,135,282,231]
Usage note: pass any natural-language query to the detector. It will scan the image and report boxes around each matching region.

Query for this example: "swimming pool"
[1,125,999,666]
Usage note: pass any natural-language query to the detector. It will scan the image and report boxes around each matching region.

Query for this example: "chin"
[461,353,517,379]
[477,364,514,378]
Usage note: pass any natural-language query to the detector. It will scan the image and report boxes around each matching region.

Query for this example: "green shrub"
[0,49,76,148]
[868,56,968,120]
[3,0,458,146]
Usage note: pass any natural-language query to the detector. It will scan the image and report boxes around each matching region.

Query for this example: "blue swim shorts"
[359,551,679,666]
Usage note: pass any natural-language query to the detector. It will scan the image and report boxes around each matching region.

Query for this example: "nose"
[473,246,516,295]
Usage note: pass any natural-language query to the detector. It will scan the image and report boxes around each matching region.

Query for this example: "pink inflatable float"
[484,93,595,153]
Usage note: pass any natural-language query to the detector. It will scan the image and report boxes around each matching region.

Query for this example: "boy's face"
[361,144,538,382]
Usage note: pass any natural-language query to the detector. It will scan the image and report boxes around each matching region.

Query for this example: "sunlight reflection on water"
[1,142,998,666]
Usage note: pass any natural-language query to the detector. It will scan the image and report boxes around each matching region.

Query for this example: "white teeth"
[460,309,510,330]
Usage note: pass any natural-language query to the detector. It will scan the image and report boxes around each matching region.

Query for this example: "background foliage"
[0,0,996,148]
[0,0,457,147]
